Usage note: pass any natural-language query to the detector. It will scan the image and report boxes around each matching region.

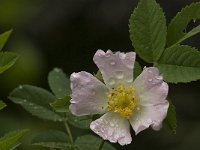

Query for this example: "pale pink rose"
[70,50,169,145]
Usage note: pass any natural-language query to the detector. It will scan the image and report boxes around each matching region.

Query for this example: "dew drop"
[119,53,126,59]
[155,76,163,80]
[110,61,115,65]
[126,75,133,83]
[148,78,153,82]
[115,71,124,79]
[147,119,152,124]
[108,78,115,85]
[98,51,104,57]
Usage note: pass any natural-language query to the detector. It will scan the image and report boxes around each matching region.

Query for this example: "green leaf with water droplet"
[0,30,12,51]
[167,2,200,46]
[0,101,6,110]
[9,85,63,121]
[164,101,177,134]
[0,52,18,74]
[48,68,71,98]
[66,111,92,129]
[129,0,167,63]
[50,96,71,113]
[32,130,71,149]
[75,135,116,150]
[0,129,29,150]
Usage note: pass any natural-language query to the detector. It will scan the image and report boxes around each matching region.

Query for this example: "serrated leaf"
[129,0,167,63]
[0,52,18,74]
[155,45,200,83]
[48,68,71,98]
[0,129,29,150]
[133,61,142,79]
[50,96,71,113]
[66,111,92,129]
[0,101,6,110]
[9,85,63,121]
[164,101,177,134]
[32,130,71,149]
[0,30,12,51]
[75,135,116,150]
[167,2,200,46]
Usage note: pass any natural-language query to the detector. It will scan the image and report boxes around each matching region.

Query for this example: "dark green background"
[0,0,200,149]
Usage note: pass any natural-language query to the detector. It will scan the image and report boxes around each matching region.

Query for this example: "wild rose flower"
[69,50,169,145]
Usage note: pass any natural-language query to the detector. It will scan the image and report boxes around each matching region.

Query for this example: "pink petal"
[90,112,132,146]
[129,101,169,135]
[133,67,168,105]
[93,50,136,88]
[70,71,108,116]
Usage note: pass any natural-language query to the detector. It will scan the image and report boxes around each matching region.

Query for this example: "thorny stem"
[64,119,74,144]
[98,139,105,150]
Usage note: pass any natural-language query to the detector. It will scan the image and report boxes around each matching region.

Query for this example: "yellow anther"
[107,85,137,119]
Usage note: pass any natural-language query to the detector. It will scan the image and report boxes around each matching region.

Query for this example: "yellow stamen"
[107,85,137,119]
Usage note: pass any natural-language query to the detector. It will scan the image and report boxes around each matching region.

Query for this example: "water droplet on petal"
[110,61,115,65]
[119,53,126,59]
[147,119,152,124]
[126,75,133,83]
[155,76,163,80]
[115,71,124,79]
[98,51,104,57]
[108,78,115,86]
[148,78,153,82]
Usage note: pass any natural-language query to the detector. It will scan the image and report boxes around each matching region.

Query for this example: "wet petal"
[133,67,168,106]
[93,50,136,88]
[129,101,169,135]
[70,71,108,116]
[90,112,132,145]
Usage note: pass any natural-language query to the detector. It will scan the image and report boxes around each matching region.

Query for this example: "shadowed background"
[0,0,200,149]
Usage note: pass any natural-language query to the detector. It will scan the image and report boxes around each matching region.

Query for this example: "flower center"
[107,85,136,119]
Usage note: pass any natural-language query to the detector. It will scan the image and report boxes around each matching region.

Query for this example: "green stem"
[98,139,105,150]
[64,119,73,144]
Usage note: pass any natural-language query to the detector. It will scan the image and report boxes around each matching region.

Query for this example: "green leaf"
[167,2,200,46]
[0,52,18,74]
[133,61,142,79]
[50,96,71,113]
[155,45,200,83]
[0,30,12,51]
[32,130,71,149]
[9,85,63,121]
[129,0,167,63]
[0,101,6,110]
[0,129,29,150]
[75,135,116,150]
[95,70,104,83]
[48,68,71,98]
[66,111,92,129]
[164,101,177,134]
